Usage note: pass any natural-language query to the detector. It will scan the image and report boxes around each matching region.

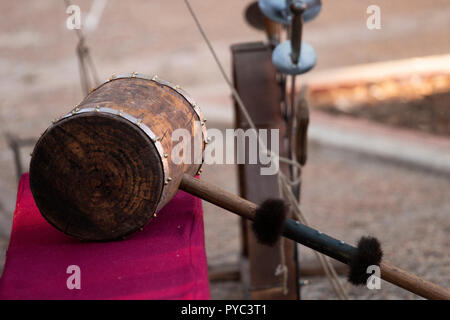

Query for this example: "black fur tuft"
[348,236,383,285]
[252,199,287,246]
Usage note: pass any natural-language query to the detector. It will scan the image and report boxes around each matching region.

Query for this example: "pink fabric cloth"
[0,173,210,300]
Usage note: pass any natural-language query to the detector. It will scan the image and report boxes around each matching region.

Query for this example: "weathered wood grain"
[30,77,203,241]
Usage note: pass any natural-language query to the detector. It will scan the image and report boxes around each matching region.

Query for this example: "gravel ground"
[205,140,450,300]
[299,143,449,299]
[0,0,449,299]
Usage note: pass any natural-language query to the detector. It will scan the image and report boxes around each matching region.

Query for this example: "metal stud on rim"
[86,73,208,170]
[49,73,209,211]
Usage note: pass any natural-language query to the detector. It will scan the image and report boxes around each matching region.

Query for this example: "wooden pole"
[380,262,450,300]
[180,174,450,300]
[180,174,257,221]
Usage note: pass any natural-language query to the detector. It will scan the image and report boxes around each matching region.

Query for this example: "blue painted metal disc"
[258,0,322,25]
[272,40,317,75]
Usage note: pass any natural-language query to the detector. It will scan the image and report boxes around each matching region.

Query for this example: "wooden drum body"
[29,74,207,241]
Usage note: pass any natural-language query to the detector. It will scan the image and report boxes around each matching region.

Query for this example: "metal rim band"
[86,73,208,173]
[49,73,208,211]
[94,73,208,142]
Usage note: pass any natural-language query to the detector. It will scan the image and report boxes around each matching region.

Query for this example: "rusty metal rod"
[289,1,306,65]
[180,174,450,300]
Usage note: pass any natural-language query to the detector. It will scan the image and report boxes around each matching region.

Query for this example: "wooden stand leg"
[231,42,300,300]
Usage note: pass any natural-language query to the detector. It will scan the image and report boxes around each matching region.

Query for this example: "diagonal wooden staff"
[180,174,450,300]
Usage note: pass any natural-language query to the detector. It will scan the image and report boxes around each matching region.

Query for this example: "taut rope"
[183,0,348,299]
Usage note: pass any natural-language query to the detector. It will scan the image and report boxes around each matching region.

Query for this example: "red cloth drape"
[0,173,210,300]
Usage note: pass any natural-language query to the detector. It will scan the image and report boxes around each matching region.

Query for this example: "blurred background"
[0,0,449,299]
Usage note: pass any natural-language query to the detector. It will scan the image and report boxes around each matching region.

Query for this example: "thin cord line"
[184,0,349,300]
[279,173,349,299]
[64,0,100,94]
